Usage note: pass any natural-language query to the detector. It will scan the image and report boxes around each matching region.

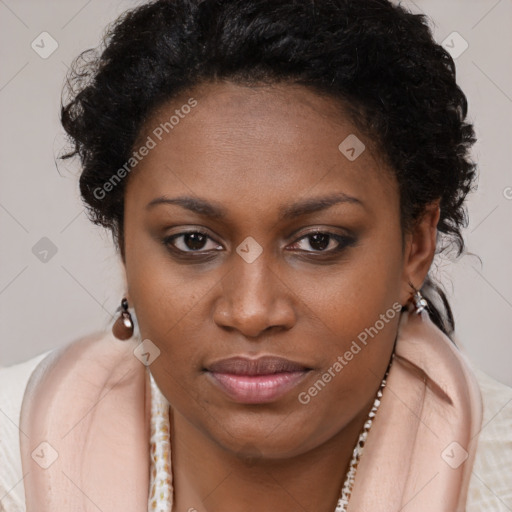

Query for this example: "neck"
[170,396,374,512]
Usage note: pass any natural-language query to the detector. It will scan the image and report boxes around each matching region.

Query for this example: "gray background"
[0,0,511,385]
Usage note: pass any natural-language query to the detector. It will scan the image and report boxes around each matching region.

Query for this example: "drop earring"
[112,297,134,340]
[409,282,428,314]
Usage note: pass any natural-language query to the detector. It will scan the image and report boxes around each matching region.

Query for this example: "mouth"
[204,356,312,404]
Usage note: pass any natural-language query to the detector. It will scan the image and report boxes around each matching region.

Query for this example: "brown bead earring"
[112,297,134,340]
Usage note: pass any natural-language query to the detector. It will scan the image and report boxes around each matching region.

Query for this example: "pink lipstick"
[205,356,311,404]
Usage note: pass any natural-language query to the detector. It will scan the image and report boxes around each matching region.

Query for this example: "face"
[123,81,415,459]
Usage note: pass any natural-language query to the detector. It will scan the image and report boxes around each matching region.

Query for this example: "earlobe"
[400,200,441,304]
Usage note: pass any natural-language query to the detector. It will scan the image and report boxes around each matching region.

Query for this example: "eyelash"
[162,229,356,258]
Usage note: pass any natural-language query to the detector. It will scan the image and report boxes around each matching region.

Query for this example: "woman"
[1,0,511,511]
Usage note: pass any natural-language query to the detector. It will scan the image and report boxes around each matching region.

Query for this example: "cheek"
[124,221,213,337]
[290,228,403,405]
[127,270,217,376]
[288,229,404,337]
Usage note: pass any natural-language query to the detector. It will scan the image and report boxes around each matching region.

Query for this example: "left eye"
[288,232,353,253]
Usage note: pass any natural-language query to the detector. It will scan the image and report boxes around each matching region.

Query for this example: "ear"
[399,200,441,305]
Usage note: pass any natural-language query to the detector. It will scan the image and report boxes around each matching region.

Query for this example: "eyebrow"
[145,192,364,220]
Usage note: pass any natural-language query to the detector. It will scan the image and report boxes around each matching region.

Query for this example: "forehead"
[126,81,397,219]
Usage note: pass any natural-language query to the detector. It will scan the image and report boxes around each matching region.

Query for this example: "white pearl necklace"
[148,362,391,512]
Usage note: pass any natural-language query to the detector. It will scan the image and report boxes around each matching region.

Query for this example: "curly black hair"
[60,0,478,339]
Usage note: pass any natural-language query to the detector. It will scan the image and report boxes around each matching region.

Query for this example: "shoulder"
[467,368,512,511]
[0,350,52,511]
[0,331,116,512]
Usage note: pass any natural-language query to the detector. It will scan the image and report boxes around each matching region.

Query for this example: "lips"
[205,356,311,404]
[206,356,310,375]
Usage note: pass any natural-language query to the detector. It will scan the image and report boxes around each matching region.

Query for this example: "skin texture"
[122,81,440,512]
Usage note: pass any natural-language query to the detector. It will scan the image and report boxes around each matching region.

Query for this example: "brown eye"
[164,231,223,253]
[305,233,331,251]
[289,232,356,254]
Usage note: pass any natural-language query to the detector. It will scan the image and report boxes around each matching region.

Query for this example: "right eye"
[163,231,224,254]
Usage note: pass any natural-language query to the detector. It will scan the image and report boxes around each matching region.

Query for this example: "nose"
[213,251,297,338]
